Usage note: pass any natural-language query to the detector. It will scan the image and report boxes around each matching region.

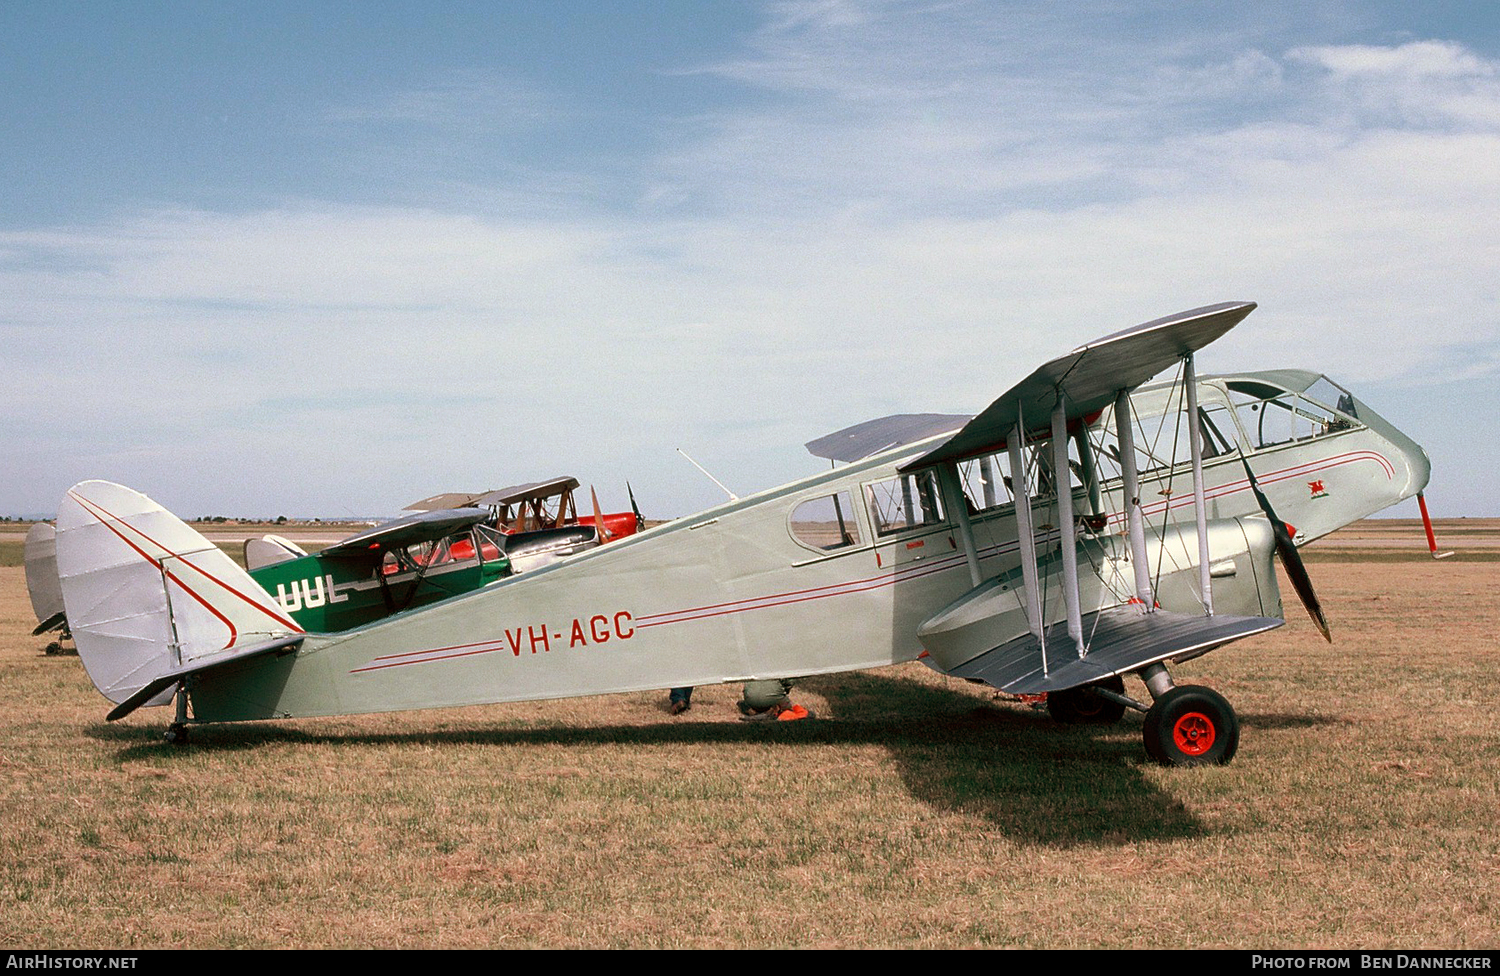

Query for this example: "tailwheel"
[1143,685,1239,766]
[1047,675,1127,725]
[164,723,190,746]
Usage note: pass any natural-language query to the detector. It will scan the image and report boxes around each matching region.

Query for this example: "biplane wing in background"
[52,301,1432,764]
[405,476,644,542]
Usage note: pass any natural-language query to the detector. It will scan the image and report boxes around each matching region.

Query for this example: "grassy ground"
[1,524,1495,948]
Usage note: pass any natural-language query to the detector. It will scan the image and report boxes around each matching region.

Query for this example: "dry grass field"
[0,520,1495,948]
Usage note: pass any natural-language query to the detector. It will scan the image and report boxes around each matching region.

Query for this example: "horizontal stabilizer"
[936,607,1282,695]
[105,633,304,722]
[902,301,1255,471]
[244,535,308,572]
[32,611,67,637]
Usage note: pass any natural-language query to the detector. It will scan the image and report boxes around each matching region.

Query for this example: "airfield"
[1,519,1495,948]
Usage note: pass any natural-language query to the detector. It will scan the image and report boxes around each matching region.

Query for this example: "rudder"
[55,481,303,707]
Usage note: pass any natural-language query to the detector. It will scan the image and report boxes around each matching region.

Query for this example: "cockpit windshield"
[1226,376,1360,451]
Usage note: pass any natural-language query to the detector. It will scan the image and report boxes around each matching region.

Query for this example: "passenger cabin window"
[789,491,862,551]
[1092,394,1243,483]
[1198,405,1239,458]
[867,471,945,536]
[958,452,1014,512]
[404,537,453,569]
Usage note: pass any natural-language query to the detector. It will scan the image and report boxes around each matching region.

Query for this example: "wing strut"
[1116,386,1158,602]
[1183,353,1214,616]
[1114,387,1155,608]
[937,465,983,587]
[1051,396,1085,656]
[1007,412,1045,647]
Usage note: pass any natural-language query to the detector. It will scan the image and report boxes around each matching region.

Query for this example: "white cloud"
[1288,40,1500,128]
[1289,40,1494,80]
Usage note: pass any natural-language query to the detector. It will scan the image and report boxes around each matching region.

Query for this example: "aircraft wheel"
[164,724,189,746]
[1047,675,1126,725]
[1143,686,1238,766]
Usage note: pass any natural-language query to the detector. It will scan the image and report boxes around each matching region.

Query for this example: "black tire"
[1143,685,1239,766]
[164,724,190,746]
[1048,675,1127,725]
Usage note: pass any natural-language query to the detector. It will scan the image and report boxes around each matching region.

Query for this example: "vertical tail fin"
[24,522,66,634]
[55,481,303,707]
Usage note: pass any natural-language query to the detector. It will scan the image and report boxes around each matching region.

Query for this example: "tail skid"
[55,481,304,718]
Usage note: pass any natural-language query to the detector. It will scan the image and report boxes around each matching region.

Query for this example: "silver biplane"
[51,302,1431,764]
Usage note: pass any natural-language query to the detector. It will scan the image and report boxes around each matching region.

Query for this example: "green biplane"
[243,509,512,633]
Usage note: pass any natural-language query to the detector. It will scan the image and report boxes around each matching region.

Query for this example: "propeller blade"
[590,486,609,543]
[1239,456,1331,642]
[627,481,644,532]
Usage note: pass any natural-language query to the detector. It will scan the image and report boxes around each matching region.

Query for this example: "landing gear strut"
[164,681,190,746]
[1048,675,1127,725]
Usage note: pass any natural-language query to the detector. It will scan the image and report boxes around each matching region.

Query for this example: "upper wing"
[471,477,580,508]
[805,414,972,463]
[317,508,493,558]
[404,491,485,512]
[404,478,583,512]
[900,301,1255,472]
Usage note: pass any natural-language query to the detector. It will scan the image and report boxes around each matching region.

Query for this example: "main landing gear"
[1137,664,1239,766]
[1046,665,1242,766]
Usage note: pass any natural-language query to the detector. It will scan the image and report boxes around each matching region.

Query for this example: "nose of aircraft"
[1347,390,1431,502]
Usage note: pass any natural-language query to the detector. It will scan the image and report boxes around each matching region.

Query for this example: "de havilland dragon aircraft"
[48,302,1433,765]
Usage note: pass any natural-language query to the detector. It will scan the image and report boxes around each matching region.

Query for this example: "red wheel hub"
[1172,711,1216,756]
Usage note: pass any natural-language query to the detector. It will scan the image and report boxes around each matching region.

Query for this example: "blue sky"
[3,1,1497,519]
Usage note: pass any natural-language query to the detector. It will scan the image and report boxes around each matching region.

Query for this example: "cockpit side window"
[404,537,452,569]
